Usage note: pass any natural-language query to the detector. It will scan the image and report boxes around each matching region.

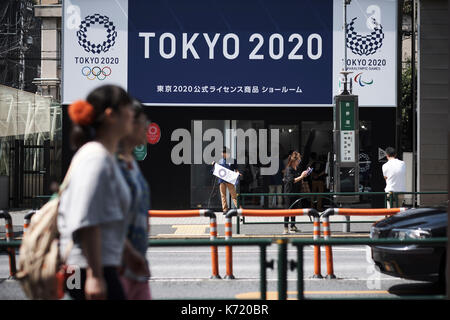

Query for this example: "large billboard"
[333,0,398,107]
[62,0,398,107]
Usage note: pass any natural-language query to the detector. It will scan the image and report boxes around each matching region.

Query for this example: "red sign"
[147,122,161,145]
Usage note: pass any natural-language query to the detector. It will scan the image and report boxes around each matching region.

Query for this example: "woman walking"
[117,99,152,299]
[283,151,310,234]
[58,85,147,300]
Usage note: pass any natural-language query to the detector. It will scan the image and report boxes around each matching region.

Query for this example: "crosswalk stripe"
[172,225,209,235]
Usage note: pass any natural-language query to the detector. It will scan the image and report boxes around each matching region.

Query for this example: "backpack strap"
[55,150,83,263]
[57,158,78,197]
[61,240,74,263]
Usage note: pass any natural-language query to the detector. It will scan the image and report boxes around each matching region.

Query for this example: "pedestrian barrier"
[225,208,322,279]
[388,191,448,208]
[23,210,36,235]
[320,207,407,279]
[0,210,17,278]
[236,191,447,234]
[148,209,221,279]
[236,192,390,234]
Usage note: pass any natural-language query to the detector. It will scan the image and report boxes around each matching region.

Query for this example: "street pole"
[344,0,347,73]
[19,0,25,91]
[412,0,417,207]
[343,0,351,233]
[342,0,352,95]
[447,100,450,300]
[343,0,349,94]
[447,0,450,300]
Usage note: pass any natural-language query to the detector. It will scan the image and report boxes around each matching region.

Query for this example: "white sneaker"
[283,228,289,235]
[290,226,299,233]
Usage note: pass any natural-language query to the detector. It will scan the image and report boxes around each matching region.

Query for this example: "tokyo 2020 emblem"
[77,14,117,54]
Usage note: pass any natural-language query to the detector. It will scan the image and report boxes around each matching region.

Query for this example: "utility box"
[332,94,359,204]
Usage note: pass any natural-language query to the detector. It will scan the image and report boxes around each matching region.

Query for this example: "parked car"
[371,207,447,283]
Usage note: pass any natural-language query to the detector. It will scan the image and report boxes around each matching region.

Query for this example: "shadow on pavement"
[388,281,445,296]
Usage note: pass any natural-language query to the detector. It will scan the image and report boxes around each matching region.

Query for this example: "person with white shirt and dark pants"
[382,147,406,208]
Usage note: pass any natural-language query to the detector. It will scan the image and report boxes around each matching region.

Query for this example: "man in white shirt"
[382,147,406,207]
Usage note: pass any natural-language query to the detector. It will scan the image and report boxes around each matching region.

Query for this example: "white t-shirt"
[58,142,131,268]
[382,158,406,192]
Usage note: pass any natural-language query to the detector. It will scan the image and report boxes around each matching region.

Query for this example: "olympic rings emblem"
[81,66,112,80]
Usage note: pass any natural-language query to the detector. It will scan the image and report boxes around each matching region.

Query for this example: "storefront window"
[300,121,333,162]
[190,120,228,209]
[189,119,374,210]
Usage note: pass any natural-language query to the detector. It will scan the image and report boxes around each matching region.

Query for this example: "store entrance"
[189,119,335,210]
[188,117,380,210]
[262,120,333,209]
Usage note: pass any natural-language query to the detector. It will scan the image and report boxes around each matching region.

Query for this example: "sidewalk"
[149,211,377,239]
[1,209,379,239]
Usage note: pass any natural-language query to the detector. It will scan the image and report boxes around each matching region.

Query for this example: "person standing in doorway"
[382,147,406,207]
[212,147,240,214]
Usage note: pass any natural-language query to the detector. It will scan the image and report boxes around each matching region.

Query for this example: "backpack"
[16,198,64,299]
[16,161,76,300]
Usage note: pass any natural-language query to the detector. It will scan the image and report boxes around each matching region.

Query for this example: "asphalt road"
[0,211,445,300]
[146,245,444,299]
[0,244,444,300]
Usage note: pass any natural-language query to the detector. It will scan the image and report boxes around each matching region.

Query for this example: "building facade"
[32,0,447,210]
[417,0,448,205]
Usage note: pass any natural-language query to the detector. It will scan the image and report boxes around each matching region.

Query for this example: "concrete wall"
[418,0,448,205]
[34,1,61,100]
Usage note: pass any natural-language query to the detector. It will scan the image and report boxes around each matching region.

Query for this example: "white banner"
[62,0,128,104]
[213,163,239,185]
[333,0,398,107]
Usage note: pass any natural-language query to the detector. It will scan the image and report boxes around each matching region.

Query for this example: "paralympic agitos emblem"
[346,17,384,56]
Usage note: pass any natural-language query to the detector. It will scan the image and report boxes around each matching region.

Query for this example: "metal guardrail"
[320,207,405,279]
[389,191,448,207]
[236,192,386,235]
[146,238,273,299]
[225,208,322,279]
[148,209,220,279]
[236,191,448,234]
[0,210,16,278]
[23,210,36,235]
[0,237,447,300]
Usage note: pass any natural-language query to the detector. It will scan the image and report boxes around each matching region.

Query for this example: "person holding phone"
[283,151,311,234]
